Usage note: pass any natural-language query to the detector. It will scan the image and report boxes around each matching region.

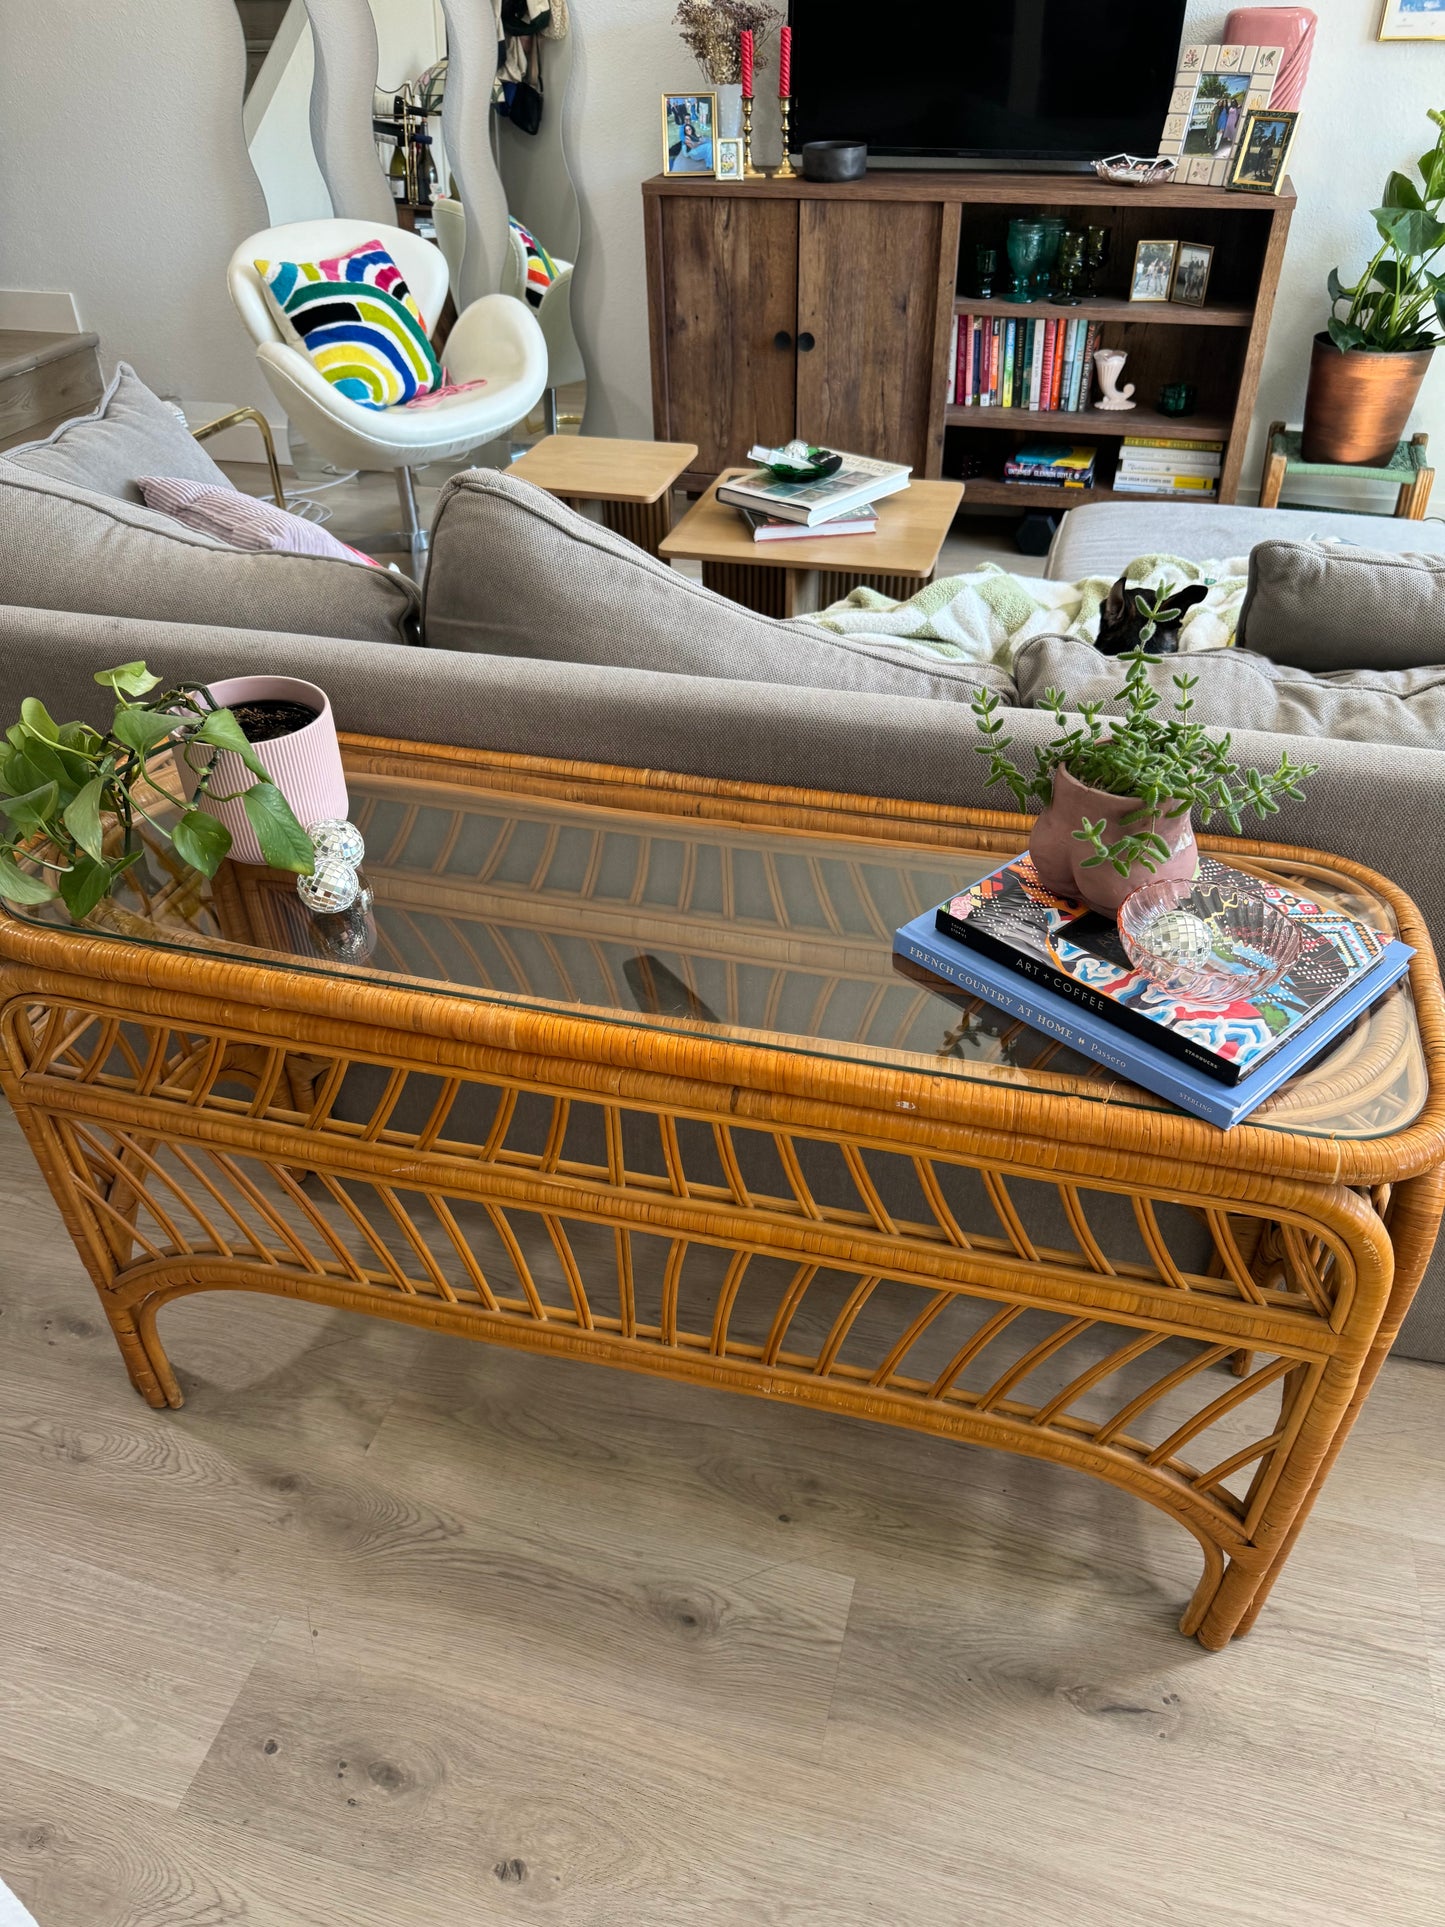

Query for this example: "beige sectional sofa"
[4,374,1445,1358]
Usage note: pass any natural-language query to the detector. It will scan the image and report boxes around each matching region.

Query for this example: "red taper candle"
[778,25,791,98]
[740,30,754,98]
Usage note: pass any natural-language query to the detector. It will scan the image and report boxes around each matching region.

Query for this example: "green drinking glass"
[1035,216,1065,297]
[1005,220,1047,304]
[1054,231,1087,306]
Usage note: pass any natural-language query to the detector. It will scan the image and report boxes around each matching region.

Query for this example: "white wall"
[0,0,270,416]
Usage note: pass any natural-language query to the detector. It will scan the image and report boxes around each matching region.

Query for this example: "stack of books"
[1002,443,1097,491]
[1114,437,1223,499]
[892,854,1413,1129]
[718,453,911,534]
[734,503,879,543]
[947,314,1101,413]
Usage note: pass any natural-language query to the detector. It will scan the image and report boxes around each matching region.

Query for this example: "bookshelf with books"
[643,171,1293,507]
[938,180,1291,509]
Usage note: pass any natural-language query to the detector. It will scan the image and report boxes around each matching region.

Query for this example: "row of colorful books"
[947,314,1102,414]
[892,856,1412,1130]
[1114,436,1223,500]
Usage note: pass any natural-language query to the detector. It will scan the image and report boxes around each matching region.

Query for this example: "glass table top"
[2,763,1425,1142]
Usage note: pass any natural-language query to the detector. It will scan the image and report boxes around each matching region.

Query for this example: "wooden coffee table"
[510,434,698,556]
[2,739,1442,1648]
[660,471,965,616]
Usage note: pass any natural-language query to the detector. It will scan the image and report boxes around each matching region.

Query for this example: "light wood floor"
[1,1100,1443,1927]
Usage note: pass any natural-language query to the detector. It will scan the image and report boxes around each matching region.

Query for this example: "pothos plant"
[970,651,1317,878]
[0,661,315,921]
[1326,106,1445,354]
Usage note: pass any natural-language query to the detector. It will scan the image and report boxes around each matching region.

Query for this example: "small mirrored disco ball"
[308,818,366,867]
[297,859,360,915]
[1144,908,1214,972]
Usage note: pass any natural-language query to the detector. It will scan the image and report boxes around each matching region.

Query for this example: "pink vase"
[1223,8,1317,111]
[176,675,347,865]
[1029,764,1198,918]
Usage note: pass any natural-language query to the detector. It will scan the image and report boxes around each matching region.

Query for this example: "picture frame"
[1160,43,1282,187]
[714,135,744,183]
[1378,0,1445,40]
[661,91,718,177]
[1226,109,1299,196]
[1169,241,1214,307]
[1130,239,1178,304]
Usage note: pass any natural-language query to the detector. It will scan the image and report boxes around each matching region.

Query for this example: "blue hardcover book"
[893,911,1414,1130]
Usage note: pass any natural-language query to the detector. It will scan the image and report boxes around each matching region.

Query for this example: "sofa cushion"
[1239,539,1445,671]
[0,463,420,644]
[423,468,1017,703]
[1013,632,1445,750]
[1046,500,1445,581]
[0,362,230,504]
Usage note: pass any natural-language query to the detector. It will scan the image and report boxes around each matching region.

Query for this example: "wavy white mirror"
[237,0,586,435]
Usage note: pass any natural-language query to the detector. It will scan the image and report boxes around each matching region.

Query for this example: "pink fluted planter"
[177,675,347,865]
[1029,765,1198,918]
[1224,8,1317,111]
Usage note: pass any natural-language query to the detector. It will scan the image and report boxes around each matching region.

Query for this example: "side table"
[509,434,698,557]
[660,470,965,618]
[1259,421,1434,520]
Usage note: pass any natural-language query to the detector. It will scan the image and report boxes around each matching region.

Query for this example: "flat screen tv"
[788,0,1188,169]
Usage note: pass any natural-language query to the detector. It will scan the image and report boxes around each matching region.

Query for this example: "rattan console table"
[2,740,1443,1649]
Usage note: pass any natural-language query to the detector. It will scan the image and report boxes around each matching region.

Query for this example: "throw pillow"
[138,477,378,565]
[1239,540,1445,672]
[255,238,443,409]
[0,363,231,505]
[511,217,560,306]
[1013,633,1445,751]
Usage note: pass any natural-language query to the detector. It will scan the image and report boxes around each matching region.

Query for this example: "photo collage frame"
[1159,44,1282,187]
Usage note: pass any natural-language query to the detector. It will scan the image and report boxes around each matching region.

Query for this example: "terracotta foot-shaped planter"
[1029,764,1198,917]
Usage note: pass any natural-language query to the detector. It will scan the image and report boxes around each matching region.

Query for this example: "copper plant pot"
[1300,332,1433,466]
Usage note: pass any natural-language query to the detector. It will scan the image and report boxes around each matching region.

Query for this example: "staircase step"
[0,329,104,452]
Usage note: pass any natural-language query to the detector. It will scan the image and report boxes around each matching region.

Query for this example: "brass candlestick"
[741,96,764,178]
[775,97,798,178]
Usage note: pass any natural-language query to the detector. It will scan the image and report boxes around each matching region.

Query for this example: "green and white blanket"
[815,552,1248,666]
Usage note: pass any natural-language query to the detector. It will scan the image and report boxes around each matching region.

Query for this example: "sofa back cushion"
[1,362,231,503]
[1013,632,1445,750]
[423,468,1017,705]
[0,463,420,644]
[1239,539,1445,671]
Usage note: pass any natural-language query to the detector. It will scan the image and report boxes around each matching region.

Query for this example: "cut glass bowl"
[1117,875,1304,1003]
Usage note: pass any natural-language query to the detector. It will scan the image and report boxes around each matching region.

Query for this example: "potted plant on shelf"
[673,0,781,138]
[1302,106,1445,465]
[0,661,320,921]
[970,653,1317,917]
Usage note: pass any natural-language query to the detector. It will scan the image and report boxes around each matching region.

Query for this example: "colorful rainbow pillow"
[255,239,442,410]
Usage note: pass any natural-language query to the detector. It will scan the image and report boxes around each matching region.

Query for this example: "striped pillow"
[255,238,443,410]
[138,477,379,565]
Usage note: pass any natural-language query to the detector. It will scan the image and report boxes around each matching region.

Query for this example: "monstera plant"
[0,661,315,921]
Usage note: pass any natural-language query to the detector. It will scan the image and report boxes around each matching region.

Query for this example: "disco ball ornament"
[297,859,360,915]
[1118,875,1304,1003]
[308,818,366,867]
